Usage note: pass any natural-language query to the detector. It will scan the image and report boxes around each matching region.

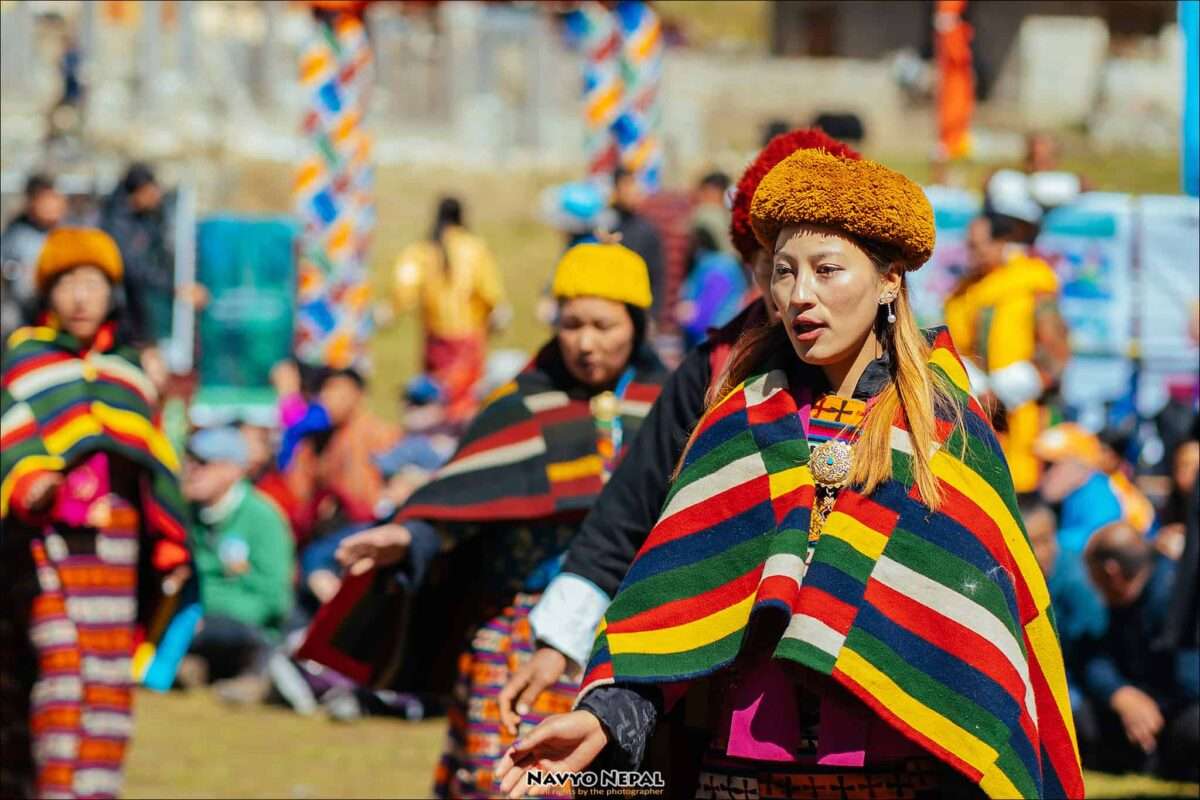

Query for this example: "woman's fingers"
[498,668,531,734]
[348,556,376,576]
[516,672,553,720]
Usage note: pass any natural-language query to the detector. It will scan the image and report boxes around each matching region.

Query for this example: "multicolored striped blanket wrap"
[579,329,1084,799]
[0,325,190,579]
[399,340,665,524]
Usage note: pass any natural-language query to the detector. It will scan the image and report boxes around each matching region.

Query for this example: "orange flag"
[936,0,974,160]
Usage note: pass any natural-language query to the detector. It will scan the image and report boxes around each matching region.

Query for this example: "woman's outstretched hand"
[334,523,411,576]
[497,646,570,734]
[495,711,608,798]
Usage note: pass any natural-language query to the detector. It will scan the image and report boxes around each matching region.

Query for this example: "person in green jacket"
[178,426,295,704]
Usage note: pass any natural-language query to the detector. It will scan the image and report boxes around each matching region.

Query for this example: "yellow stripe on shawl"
[0,454,67,518]
[823,511,890,561]
[929,344,971,393]
[837,647,1023,799]
[1025,612,1081,759]
[929,449,1049,613]
[607,592,755,656]
[91,402,180,473]
[43,413,104,456]
[5,325,59,351]
[547,455,604,483]
[768,464,812,500]
[482,380,519,407]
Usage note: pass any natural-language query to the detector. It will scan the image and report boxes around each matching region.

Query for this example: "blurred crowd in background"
[1,1,1199,798]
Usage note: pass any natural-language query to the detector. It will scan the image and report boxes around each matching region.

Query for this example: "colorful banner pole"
[565,3,624,182]
[293,7,375,370]
[613,0,663,193]
[935,0,974,161]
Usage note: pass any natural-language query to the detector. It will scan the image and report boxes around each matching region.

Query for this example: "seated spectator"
[299,377,454,612]
[1157,435,1200,561]
[1077,522,1199,781]
[281,367,401,540]
[1036,423,1134,556]
[178,427,295,704]
[1024,496,1106,695]
[240,419,310,546]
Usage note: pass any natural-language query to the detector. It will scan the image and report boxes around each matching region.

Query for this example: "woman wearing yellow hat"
[1,229,191,799]
[498,153,1084,798]
[301,243,668,797]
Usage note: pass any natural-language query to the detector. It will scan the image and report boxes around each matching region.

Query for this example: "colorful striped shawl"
[1,326,189,573]
[579,329,1084,799]
[399,341,665,524]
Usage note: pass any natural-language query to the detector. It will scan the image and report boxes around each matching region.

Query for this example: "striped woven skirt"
[695,756,947,800]
[433,591,578,799]
[1,497,140,799]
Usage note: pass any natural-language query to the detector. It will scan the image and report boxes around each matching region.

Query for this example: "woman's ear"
[879,266,903,301]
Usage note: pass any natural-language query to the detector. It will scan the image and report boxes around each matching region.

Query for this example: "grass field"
[125,689,1199,799]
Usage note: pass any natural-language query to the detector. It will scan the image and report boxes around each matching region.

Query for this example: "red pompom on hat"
[729,129,861,264]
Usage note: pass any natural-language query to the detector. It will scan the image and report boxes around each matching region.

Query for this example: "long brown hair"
[693,242,963,508]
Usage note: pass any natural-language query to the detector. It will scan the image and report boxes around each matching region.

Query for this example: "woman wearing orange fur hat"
[497,152,1084,799]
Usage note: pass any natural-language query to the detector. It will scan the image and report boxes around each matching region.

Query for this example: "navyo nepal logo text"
[525,769,666,792]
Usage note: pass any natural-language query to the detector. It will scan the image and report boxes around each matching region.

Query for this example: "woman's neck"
[821,330,880,399]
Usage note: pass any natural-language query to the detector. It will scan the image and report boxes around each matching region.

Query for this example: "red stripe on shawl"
[832,666,984,787]
[581,659,613,691]
[930,479,1038,625]
[533,401,591,427]
[144,494,186,544]
[0,417,38,450]
[624,382,662,405]
[403,494,556,522]
[744,383,798,427]
[694,385,748,436]
[795,586,858,635]
[771,481,815,524]
[1,349,74,388]
[755,573,802,613]
[450,419,542,461]
[551,474,604,499]
[607,565,763,634]
[40,401,92,437]
[835,491,901,536]
[865,578,1032,720]
[1026,635,1086,798]
[641,473,771,553]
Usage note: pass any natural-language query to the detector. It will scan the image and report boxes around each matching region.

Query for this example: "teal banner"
[193,216,297,425]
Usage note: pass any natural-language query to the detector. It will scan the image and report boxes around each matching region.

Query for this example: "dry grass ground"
[126,690,1199,799]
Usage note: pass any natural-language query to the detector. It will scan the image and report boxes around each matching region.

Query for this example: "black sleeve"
[577,684,662,771]
[562,344,711,598]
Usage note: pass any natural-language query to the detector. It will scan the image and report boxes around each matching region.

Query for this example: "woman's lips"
[792,318,826,342]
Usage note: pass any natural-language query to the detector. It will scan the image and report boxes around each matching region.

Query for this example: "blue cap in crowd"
[187,426,249,468]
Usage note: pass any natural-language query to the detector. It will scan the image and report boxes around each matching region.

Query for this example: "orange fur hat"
[35,228,124,294]
[750,149,935,268]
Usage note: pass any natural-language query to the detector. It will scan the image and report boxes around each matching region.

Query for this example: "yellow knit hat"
[36,227,124,294]
[750,149,936,268]
[551,243,653,309]
[1033,423,1103,468]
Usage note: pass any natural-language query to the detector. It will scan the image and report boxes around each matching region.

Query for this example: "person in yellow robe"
[946,174,1070,494]
[391,197,511,421]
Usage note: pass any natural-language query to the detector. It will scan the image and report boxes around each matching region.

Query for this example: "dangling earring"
[879,295,897,325]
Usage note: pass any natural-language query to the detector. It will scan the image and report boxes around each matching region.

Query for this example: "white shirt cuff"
[528,572,611,673]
